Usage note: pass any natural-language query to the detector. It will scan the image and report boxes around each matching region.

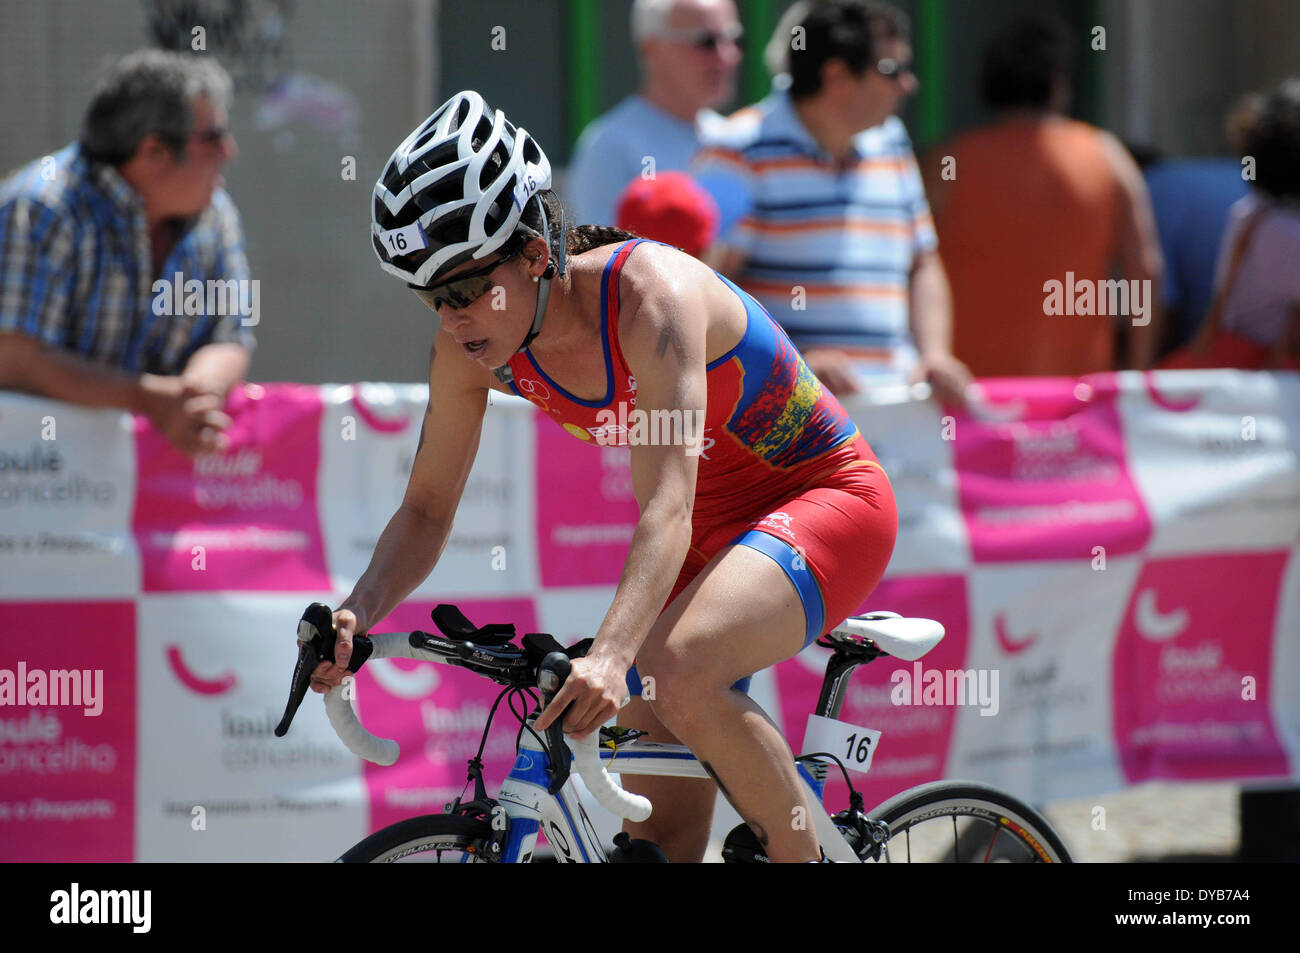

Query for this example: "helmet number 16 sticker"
[802,714,882,775]
[512,172,540,210]
[379,221,429,255]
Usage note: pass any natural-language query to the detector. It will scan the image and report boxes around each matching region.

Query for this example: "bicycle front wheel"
[864,781,1072,863]
[337,814,499,863]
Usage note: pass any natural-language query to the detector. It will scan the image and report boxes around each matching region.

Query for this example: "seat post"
[813,638,887,720]
[815,648,863,720]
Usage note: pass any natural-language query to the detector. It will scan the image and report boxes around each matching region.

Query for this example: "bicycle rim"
[336,814,498,863]
[864,781,1072,863]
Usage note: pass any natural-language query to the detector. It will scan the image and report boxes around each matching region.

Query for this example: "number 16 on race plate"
[802,715,882,775]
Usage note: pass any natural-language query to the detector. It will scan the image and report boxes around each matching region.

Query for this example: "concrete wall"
[2,0,1296,384]
[1101,0,1300,154]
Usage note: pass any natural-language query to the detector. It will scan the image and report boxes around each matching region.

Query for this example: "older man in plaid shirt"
[0,50,254,455]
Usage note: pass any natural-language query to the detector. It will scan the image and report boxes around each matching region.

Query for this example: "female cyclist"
[310,91,897,863]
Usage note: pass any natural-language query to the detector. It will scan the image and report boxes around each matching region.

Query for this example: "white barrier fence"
[1,369,1297,859]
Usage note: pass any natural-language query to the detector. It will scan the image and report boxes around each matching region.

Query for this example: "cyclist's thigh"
[635,544,807,694]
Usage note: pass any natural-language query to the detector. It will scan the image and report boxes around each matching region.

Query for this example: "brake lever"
[536,651,573,794]
[275,602,372,737]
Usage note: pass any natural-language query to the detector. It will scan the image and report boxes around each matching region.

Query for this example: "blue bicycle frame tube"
[497,725,608,863]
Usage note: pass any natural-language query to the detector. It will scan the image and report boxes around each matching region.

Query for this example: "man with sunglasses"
[564,0,741,228]
[0,50,254,456]
[694,0,971,405]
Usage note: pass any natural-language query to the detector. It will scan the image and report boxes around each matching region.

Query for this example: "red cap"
[615,171,720,258]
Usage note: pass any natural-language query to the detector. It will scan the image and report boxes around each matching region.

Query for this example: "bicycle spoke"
[982,824,1003,863]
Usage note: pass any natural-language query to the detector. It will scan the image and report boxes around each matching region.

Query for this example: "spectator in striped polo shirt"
[693,0,970,403]
[0,50,253,455]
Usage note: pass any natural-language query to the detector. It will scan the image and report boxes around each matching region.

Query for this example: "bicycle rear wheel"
[864,781,1072,863]
[337,814,499,863]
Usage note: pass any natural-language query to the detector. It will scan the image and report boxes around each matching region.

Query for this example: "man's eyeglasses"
[658,23,743,51]
[407,245,523,311]
[871,58,915,82]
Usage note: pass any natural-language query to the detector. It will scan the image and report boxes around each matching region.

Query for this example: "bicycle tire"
[864,780,1072,863]
[336,814,499,863]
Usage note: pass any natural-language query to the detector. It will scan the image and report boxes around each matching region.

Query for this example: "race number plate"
[801,714,882,776]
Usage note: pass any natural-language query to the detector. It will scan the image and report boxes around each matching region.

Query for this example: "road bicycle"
[275,602,1073,863]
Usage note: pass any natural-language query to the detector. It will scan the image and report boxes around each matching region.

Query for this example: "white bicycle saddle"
[828,612,945,661]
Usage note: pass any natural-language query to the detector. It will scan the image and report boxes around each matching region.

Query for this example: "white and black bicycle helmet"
[371,90,554,287]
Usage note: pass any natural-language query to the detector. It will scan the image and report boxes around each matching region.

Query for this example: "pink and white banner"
[1,369,1297,860]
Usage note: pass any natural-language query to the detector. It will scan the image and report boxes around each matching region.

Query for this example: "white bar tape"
[325,684,399,766]
[320,633,454,765]
[365,631,423,661]
[569,732,653,823]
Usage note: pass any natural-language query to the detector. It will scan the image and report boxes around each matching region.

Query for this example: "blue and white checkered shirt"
[0,144,255,376]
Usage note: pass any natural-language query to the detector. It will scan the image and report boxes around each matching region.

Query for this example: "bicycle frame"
[491,652,869,864]
[492,728,860,863]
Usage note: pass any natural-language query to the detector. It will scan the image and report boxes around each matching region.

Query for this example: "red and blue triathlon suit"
[503,239,898,694]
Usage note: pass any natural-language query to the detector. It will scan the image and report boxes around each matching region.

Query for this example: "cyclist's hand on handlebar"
[310,606,368,694]
[534,654,629,740]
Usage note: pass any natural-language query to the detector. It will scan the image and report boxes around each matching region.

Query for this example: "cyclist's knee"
[618,694,674,737]
[637,661,726,733]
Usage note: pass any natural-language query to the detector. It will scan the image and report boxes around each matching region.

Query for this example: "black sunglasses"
[660,23,743,51]
[407,245,523,311]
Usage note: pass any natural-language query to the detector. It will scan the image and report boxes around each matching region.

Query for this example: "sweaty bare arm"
[1100,131,1165,368]
[313,335,492,687]
[536,247,708,737]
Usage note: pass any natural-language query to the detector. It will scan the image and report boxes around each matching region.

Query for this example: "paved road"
[694,780,1241,862]
[1040,782,1239,862]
